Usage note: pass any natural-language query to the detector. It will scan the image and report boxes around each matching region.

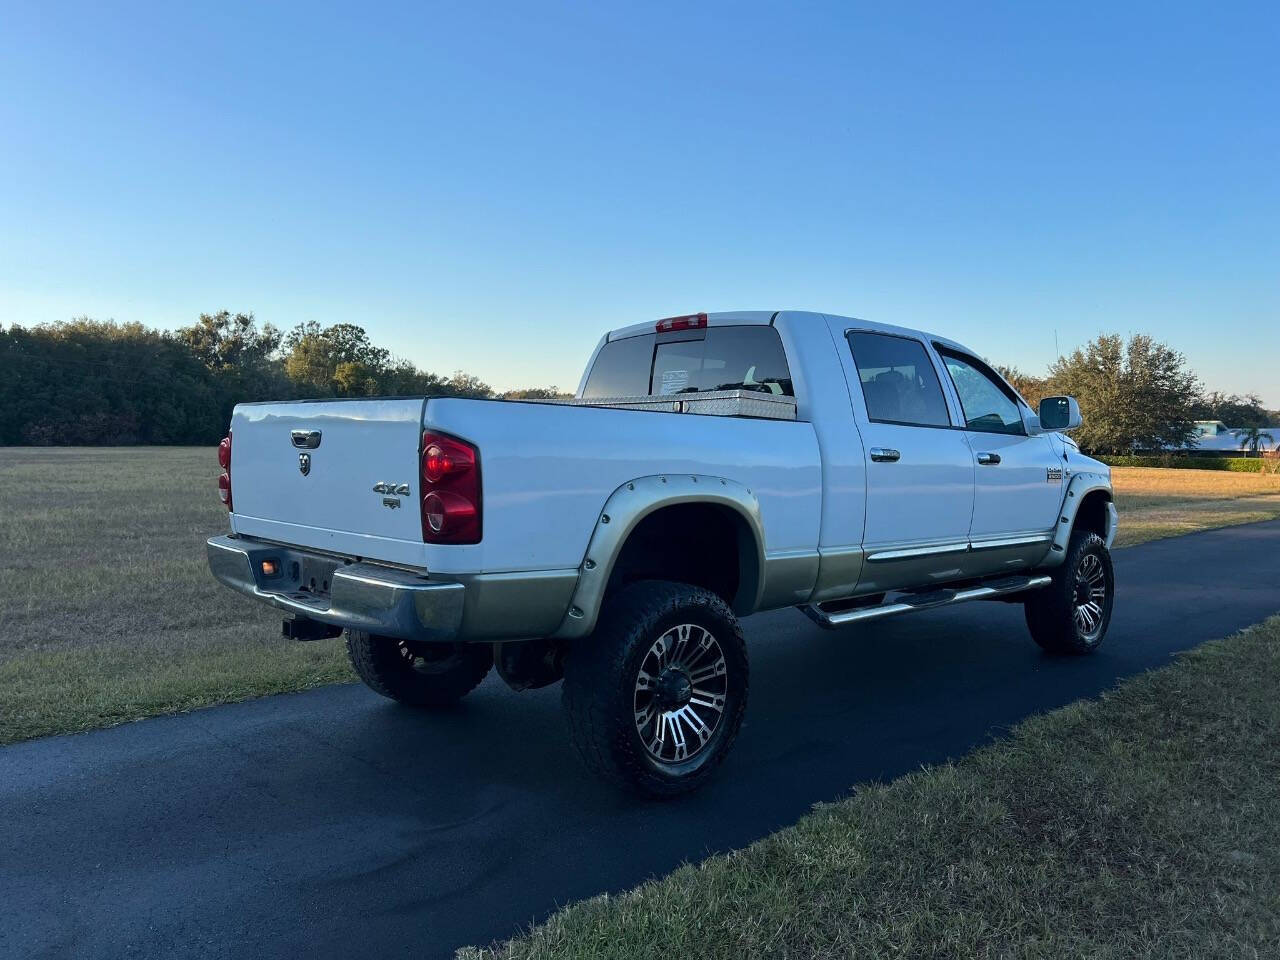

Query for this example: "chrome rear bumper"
[207,535,464,642]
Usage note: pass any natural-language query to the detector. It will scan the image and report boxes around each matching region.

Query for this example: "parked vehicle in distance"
[208,310,1116,796]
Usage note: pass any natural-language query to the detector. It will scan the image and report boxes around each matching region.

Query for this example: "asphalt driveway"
[4,520,1279,960]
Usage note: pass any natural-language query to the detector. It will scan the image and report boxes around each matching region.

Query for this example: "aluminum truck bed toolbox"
[546,389,797,421]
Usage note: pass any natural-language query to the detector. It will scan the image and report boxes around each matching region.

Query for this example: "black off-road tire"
[1024,530,1115,655]
[561,580,749,798]
[346,630,493,706]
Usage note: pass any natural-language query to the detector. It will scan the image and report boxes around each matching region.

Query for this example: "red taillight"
[655,312,707,333]
[217,433,232,510]
[420,431,481,543]
[422,490,477,535]
[423,441,468,483]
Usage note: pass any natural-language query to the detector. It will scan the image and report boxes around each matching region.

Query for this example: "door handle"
[976,452,1001,465]
[869,447,901,463]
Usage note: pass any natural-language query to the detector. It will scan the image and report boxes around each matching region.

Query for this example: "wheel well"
[605,503,760,613]
[1074,489,1112,538]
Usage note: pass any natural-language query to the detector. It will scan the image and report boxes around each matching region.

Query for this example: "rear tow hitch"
[281,617,343,642]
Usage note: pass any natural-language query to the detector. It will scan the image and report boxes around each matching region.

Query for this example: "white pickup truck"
[208,310,1116,796]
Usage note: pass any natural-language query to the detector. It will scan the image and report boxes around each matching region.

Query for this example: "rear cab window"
[580,333,653,397]
[582,326,793,399]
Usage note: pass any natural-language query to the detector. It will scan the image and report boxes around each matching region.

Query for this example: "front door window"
[939,352,1024,435]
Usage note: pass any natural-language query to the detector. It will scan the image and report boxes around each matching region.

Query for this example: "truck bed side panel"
[421,398,823,577]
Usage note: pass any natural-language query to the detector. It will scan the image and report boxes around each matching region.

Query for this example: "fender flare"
[550,474,767,639]
[1041,469,1116,568]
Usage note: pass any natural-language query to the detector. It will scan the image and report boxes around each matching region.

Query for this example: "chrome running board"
[803,574,1053,630]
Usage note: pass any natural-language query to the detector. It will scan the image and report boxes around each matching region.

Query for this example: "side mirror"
[1039,395,1082,432]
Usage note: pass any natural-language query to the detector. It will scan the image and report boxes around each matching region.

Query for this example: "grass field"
[460,616,1280,959]
[2,448,1279,745]
[0,447,353,744]
[1111,465,1280,547]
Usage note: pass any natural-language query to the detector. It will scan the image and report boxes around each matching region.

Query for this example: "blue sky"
[2,2,1277,402]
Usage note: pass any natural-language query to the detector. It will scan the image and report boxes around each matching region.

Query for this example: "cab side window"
[846,332,951,427]
[938,350,1025,435]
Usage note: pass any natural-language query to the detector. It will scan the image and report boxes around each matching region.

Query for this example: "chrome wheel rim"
[633,623,728,764]
[1072,553,1108,642]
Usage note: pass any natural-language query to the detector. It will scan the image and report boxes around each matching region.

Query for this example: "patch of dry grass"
[0,447,352,743]
[1111,466,1280,547]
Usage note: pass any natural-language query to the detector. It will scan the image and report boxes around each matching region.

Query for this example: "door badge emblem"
[372,481,411,509]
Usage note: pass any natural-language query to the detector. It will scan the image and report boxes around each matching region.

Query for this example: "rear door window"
[846,331,951,427]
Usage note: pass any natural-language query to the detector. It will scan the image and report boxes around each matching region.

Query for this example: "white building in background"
[1190,420,1276,452]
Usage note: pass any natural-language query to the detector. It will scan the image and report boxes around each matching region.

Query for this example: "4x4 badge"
[299,453,312,476]
[372,481,410,509]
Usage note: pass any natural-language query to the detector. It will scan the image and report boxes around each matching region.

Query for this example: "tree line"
[1,315,1273,453]
[0,312,567,446]
[996,333,1276,455]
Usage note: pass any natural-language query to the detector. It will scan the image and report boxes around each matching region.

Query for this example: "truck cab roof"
[602,310,966,356]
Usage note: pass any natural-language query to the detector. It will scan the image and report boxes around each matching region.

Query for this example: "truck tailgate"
[228,398,427,564]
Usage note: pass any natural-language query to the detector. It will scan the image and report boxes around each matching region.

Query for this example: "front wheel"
[346,631,493,706]
[562,581,749,798]
[1024,530,1115,655]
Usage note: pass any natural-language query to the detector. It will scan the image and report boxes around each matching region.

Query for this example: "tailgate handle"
[291,430,322,449]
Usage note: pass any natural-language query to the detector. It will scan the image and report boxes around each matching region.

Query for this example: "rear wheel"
[1024,530,1115,654]
[562,580,748,798]
[346,631,493,706]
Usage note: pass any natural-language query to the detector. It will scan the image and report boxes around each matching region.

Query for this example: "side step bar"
[803,574,1053,630]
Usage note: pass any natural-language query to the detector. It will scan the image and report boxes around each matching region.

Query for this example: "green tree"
[0,318,220,444]
[177,310,282,372]
[176,310,293,426]
[1047,334,1201,455]
[993,365,1048,408]
[1,314,567,445]
[1191,391,1270,428]
[501,386,572,400]
[283,322,394,396]
[1233,425,1275,456]
[443,370,493,398]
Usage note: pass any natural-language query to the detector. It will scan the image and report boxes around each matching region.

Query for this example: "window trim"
[844,329,959,430]
[933,345,1028,437]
